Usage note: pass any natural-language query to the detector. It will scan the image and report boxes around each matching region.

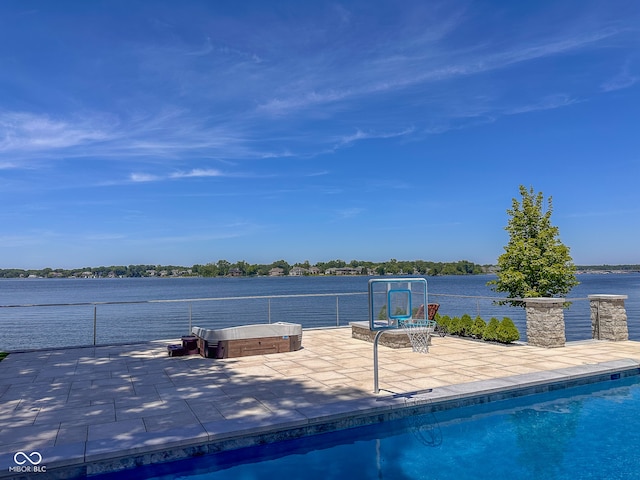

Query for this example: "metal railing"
[0,292,369,351]
[1,292,636,351]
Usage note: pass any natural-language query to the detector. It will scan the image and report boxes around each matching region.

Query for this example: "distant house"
[289,267,307,276]
[228,268,242,277]
[268,267,285,276]
[308,267,321,275]
[326,267,360,275]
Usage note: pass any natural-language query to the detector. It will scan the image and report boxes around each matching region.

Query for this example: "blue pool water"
[97,374,640,480]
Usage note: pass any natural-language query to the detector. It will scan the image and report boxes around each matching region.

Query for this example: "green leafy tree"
[488,186,579,306]
[216,259,231,276]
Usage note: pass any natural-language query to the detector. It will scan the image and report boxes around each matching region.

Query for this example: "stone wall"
[589,294,629,341]
[350,321,413,348]
[525,298,566,348]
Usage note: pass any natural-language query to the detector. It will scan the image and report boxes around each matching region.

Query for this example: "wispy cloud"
[129,170,223,183]
[0,4,635,175]
[506,94,582,115]
[601,61,638,92]
[83,233,128,241]
[130,173,162,183]
[0,111,113,153]
[169,168,223,179]
[337,128,415,148]
[336,207,364,219]
[254,24,622,121]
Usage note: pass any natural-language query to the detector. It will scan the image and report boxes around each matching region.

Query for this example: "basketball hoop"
[400,319,436,354]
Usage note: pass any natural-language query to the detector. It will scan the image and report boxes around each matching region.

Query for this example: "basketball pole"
[373,330,384,393]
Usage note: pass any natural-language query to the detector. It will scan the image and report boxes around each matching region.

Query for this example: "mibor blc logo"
[9,451,47,473]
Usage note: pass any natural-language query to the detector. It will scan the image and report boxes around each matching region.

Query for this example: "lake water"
[0,274,638,350]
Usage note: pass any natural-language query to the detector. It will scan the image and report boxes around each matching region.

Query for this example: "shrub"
[471,316,487,339]
[435,314,450,336]
[496,317,520,343]
[449,316,462,336]
[483,317,500,342]
[459,314,474,337]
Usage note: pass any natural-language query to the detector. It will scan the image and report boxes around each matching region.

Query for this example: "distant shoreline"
[1,261,638,280]
[3,269,640,280]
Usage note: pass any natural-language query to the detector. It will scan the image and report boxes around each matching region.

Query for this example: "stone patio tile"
[34,403,116,427]
[91,377,133,387]
[186,401,225,423]
[88,418,146,441]
[67,385,135,403]
[115,399,175,421]
[0,422,59,448]
[0,374,37,386]
[56,425,88,446]
[215,398,273,420]
[143,410,200,432]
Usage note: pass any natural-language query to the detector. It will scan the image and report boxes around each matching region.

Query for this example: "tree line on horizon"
[0,258,487,278]
[1,258,636,280]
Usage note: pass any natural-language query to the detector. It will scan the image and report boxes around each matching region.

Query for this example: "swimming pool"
[94,372,640,480]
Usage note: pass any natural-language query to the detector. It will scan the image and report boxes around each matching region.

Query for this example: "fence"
[1,292,636,351]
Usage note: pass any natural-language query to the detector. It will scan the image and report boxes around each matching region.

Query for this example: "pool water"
[98,375,640,480]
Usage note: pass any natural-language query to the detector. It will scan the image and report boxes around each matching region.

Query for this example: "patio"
[1,327,639,478]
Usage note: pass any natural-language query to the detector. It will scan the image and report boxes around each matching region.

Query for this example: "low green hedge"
[434,313,520,344]
[0,352,8,362]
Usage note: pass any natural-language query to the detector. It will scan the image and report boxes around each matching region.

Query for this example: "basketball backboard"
[368,278,428,331]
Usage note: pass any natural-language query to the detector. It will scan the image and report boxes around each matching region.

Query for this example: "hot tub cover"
[192,322,302,343]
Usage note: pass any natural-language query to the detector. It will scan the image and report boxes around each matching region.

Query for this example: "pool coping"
[9,357,638,479]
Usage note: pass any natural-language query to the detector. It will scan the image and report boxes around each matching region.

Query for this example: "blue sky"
[1,0,639,269]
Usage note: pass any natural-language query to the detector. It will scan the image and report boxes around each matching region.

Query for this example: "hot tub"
[191,322,303,358]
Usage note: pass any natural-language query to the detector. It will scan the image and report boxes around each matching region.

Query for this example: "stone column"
[589,294,629,341]
[525,298,565,348]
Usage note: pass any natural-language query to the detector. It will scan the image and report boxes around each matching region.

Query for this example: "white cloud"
[0,111,112,153]
[336,207,364,219]
[130,173,161,183]
[128,168,226,183]
[83,233,128,241]
[506,94,581,115]
[338,127,415,147]
[601,62,638,92]
[169,168,223,179]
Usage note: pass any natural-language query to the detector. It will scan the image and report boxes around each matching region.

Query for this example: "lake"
[0,274,638,350]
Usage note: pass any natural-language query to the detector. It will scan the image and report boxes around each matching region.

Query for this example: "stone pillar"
[589,294,628,341]
[525,298,565,348]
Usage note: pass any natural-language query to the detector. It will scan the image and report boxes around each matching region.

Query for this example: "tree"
[216,259,231,276]
[488,185,578,306]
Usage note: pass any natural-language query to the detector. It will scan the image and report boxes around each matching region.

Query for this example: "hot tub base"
[192,322,302,359]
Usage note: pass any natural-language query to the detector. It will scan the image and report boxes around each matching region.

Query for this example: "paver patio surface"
[1,327,639,478]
